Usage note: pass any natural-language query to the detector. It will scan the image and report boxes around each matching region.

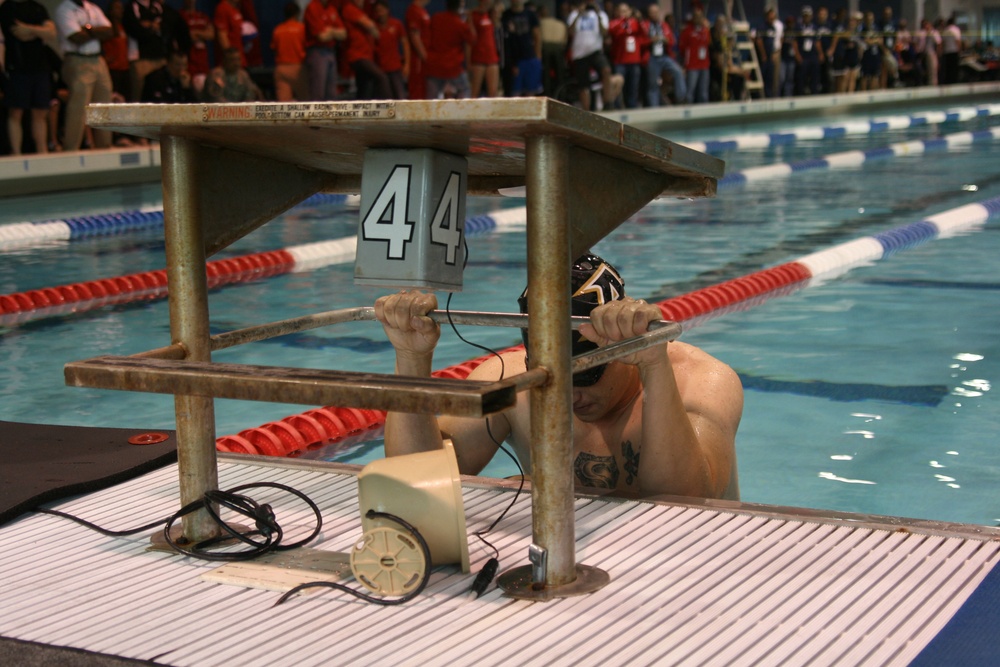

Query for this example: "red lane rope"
[216,261,813,458]
[0,250,295,321]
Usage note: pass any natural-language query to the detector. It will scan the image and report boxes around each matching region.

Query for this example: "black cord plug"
[254,503,278,537]
[469,557,499,598]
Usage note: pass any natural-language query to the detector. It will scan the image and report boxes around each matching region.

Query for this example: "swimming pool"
[2,102,997,527]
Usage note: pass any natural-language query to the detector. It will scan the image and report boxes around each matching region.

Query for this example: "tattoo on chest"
[622,439,640,486]
[574,452,619,489]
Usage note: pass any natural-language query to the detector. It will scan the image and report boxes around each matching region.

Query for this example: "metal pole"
[525,133,575,587]
[161,135,219,543]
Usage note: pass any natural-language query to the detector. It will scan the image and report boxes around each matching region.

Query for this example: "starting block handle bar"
[210,306,679,353]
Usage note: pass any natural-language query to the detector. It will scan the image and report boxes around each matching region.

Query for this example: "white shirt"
[55,0,111,56]
[941,24,961,54]
[567,8,608,60]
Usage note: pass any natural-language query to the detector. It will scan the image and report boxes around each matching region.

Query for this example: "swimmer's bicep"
[439,355,520,474]
[439,413,506,475]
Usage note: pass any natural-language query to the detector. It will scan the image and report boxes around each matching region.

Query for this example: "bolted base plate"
[147,523,251,554]
[497,563,610,601]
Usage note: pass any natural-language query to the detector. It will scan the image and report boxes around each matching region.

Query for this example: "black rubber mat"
[0,421,176,527]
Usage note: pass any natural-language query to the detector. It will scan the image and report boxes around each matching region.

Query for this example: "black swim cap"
[517,253,625,386]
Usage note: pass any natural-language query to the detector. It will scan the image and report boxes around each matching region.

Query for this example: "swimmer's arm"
[437,356,511,474]
[384,355,508,475]
[378,291,507,474]
[637,350,742,499]
[582,299,741,499]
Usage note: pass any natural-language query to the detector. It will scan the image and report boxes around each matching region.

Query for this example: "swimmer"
[375,253,743,500]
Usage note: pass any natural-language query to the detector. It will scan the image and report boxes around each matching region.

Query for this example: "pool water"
[1,105,997,527]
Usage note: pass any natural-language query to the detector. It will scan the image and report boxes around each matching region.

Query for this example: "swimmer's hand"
[578,297,665,367]
[374,291,441,362]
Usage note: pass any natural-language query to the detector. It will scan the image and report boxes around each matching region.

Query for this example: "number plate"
[355,149,468,291]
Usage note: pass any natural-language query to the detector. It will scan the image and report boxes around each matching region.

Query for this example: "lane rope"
[0,193,358,251]
[217,194,1000,457]
[3,104,998,250]
[0,209,525,324]
[681,103,1000,154]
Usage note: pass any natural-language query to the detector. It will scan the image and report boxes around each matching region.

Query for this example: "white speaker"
[357,440,470,574]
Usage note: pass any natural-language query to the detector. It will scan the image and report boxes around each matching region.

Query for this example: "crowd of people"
[0,0,991,156]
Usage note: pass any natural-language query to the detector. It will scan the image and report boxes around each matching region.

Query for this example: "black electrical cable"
[162,482,323,561]
[443,287,527,597]
[273,510,432,607]
[36,481,323,562]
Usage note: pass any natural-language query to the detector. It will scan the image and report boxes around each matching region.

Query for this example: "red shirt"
[642,19,676,63]
[341,2,375,64]
[304,0,344,49]
[405,2,430,59]
[679,22,711,70]
[272,18,307,65]
[376,17,406,72]
[609,17,644,66]
[181,8,212,76]
[425,10,474,79]
[214,1,246,66]
[469,10,498,65]
[102,25,129,72]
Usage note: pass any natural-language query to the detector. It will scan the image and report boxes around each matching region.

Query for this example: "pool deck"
[2,453,999,667]
[4,86,1000,665]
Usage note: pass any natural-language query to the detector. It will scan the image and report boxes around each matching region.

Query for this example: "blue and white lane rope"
[0,193,358,249]
[718,125,1000,187]
[795,195,1000,284]
[682,104,1000,154]
[3,104,998,250]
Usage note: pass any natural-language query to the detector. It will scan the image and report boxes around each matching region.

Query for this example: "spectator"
[424,0,475,99]
[679,7,710,103]
[816,6,832,92]
[859,11,882,91]
[895,18,917,86]
[501,0,542,96]
[538,5,567,98]
[0,0,58,154]
[141,48,197,102]
[567,0,615,111]
[405,0,431,99]
[940,16,961,85]
[468,0,500,97]
[123,0,190,101]
[54,0,114,152]
[341,0,390,99]
[608,2,643,109]
[271,1,306,101]
[303,0,346,101]
[755,5,781,98]
[915,18,940,86]
[779,13,796,96]
[878,5,897,89]
[238,0,262,68]
[102,0,131,100]
[374,0,410,99]
[213,0,244,67]
[179,0,212,94]
[710,14,746,101]
[795,5,822,95]
[828,12,861,93]
[203,46,261,101]
[643,2,685,106]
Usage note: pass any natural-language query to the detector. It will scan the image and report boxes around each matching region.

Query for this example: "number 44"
[361,166,464,265]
